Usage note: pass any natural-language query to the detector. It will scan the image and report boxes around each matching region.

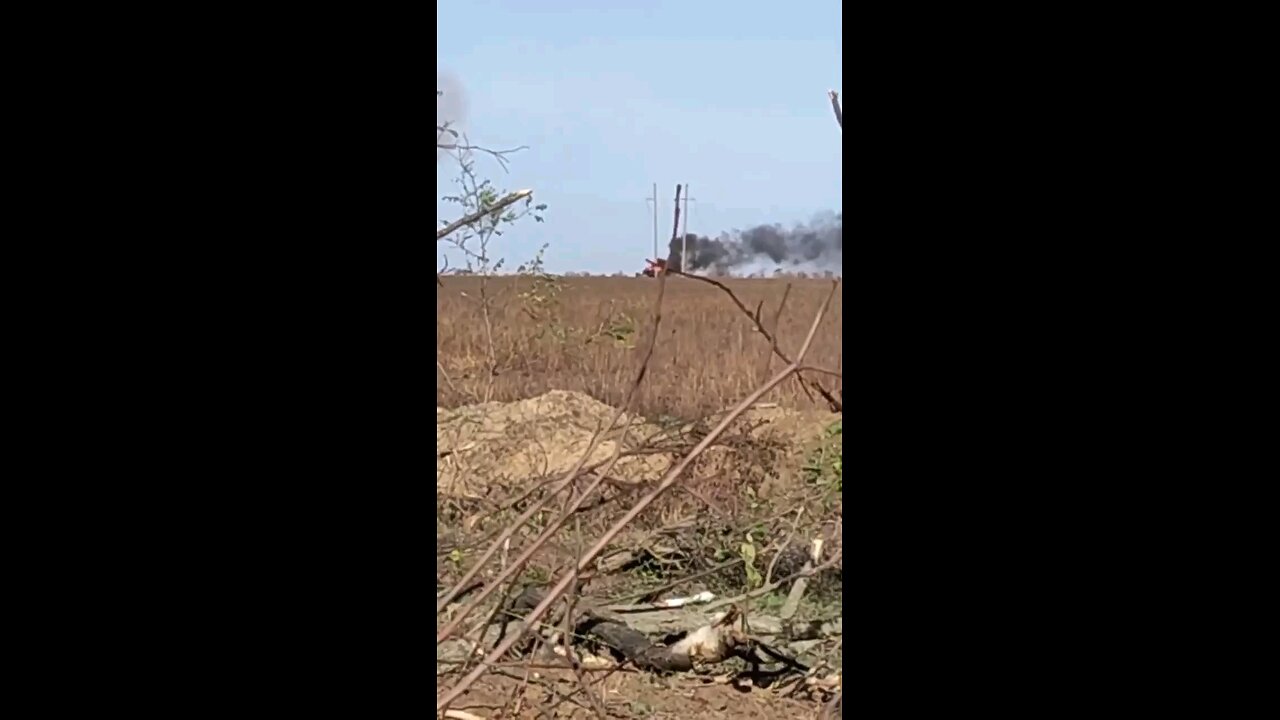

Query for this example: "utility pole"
[648,183,696,267]
[680,184,697,272]
[645,183,659,260]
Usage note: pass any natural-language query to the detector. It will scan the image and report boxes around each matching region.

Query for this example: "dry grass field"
[436,274,842,419]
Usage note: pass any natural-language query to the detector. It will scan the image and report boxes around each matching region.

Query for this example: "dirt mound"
[436,390,839,499]
[734,405,840,446]
[669,404,840,499]
[436,390,667,497]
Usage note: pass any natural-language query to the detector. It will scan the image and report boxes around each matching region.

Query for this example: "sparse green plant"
[601,311,637,348]
[447,547,465,568]
[437,87,548,402]
[516,243,562,321]
[804,420,842,492]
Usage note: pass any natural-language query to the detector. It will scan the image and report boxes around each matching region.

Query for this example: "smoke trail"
[436,71,468,164]
[667,211,842,274]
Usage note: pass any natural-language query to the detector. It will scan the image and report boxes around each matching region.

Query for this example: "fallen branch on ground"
[580,605,751,673]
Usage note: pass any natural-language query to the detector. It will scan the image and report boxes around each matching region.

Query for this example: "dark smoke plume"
[667,211,842,274]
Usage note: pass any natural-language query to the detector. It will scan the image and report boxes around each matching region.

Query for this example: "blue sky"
[437,0,842,275]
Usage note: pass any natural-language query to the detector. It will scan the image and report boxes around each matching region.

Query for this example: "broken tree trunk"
[578,605,750,672]
[506,587,830,677]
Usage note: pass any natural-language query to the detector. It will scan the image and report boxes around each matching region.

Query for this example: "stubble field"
[435,274,843,419]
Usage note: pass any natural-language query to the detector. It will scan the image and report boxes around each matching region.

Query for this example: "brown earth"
[447,671,832,719]
[436,390,842,719]
[436,390,838,500]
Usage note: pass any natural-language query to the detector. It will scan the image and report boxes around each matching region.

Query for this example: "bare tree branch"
[671,271,842,412]
[828,90,842,128]
[437,138,530,157]
[759,283,792,379]
[437,189,534,242]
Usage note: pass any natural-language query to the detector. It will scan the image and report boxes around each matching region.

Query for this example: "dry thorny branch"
[669,268,842,413]
[436,121,529,170]
[437,89,529,170]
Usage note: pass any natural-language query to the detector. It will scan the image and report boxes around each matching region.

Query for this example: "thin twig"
[436,123,528,170]
[672,271,842,412]
[828,90,842,129]
[437,137,530,157]
[759,283,792,379]
[795,365,843,380]
[703,550,842,612]
[437,361,461,397]
[562,529,609,720]
[608,557,744,604]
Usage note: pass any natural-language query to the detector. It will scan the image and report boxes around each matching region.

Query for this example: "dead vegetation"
[437,275,843,421]
[436,95,843,719]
